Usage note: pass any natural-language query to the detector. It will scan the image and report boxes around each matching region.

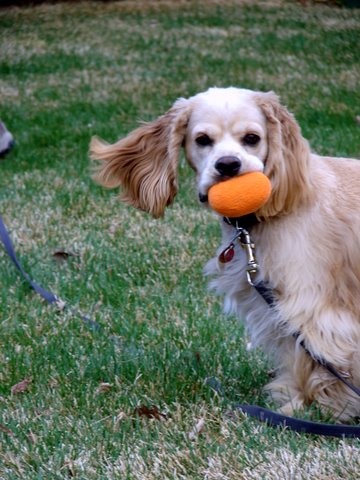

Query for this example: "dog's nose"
[215,156,241,177]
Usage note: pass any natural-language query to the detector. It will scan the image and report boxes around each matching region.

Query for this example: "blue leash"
[0,215,99,329]
[206,376,360,438]
[234,404,360,438]
[0,216,59,304]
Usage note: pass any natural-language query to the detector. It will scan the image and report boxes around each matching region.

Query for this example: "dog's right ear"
[90,99,191,218]
[254,91,312,219]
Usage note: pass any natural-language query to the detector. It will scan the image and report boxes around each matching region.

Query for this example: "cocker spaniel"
[90,87,360,420]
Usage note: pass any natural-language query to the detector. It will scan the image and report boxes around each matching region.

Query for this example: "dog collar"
[223,213,260,230]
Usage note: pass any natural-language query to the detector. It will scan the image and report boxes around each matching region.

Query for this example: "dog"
[90,87,360,420]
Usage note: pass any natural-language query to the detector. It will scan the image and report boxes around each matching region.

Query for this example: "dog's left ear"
[90,98,191,218]
[255,92,312,219]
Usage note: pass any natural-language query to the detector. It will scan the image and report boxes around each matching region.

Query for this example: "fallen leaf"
[52,249,78,263]
[133,405,166,421]
[11,378,31,394]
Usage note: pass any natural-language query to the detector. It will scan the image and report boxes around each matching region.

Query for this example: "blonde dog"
[90,87,360,420]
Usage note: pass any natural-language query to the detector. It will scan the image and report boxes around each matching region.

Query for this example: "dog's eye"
[195,134,213,147]
[243,133,260,146]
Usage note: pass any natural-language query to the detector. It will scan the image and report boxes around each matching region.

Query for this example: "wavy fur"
[90,98,190,218]
[254,91,315,220]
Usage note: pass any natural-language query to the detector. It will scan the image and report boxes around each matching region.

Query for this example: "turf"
[0,1,360,478]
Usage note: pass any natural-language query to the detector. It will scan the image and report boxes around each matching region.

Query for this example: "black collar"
[223,213,260,230]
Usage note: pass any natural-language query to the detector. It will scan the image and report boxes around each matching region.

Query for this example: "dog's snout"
[215,156,241,177]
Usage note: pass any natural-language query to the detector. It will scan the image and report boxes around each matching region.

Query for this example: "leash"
[206,376,360,438]
[234,404,360,438]
[0,215,99,330]
[221,215,360,437]
[0,215,60,305]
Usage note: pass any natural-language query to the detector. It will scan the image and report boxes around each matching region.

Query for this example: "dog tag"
[219,243,235,263]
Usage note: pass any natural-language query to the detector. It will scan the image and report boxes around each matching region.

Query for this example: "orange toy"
[208,172,271,218]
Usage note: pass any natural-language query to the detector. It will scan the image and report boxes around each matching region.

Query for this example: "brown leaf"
[52,249,78,263]
[11,378,31,394]
[133,405,166,421]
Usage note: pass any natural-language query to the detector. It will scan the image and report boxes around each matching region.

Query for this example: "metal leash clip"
[238,228,258,286]
[219,220,259,286]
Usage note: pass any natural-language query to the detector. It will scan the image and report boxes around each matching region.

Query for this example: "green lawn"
[1,1,360,478]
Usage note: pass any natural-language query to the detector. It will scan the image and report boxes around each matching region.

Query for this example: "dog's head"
[90,87,311,219]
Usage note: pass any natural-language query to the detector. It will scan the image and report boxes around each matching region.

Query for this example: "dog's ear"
[90,98,191,218]
[255,92,312,219]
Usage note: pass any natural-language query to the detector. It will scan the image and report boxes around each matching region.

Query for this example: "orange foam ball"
[208,172,271,218]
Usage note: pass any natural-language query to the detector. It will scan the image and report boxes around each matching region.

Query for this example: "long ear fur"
[255,92,313,219]
[90,98,190,218]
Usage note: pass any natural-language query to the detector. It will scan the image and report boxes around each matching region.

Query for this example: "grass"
[0,0,360,478]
